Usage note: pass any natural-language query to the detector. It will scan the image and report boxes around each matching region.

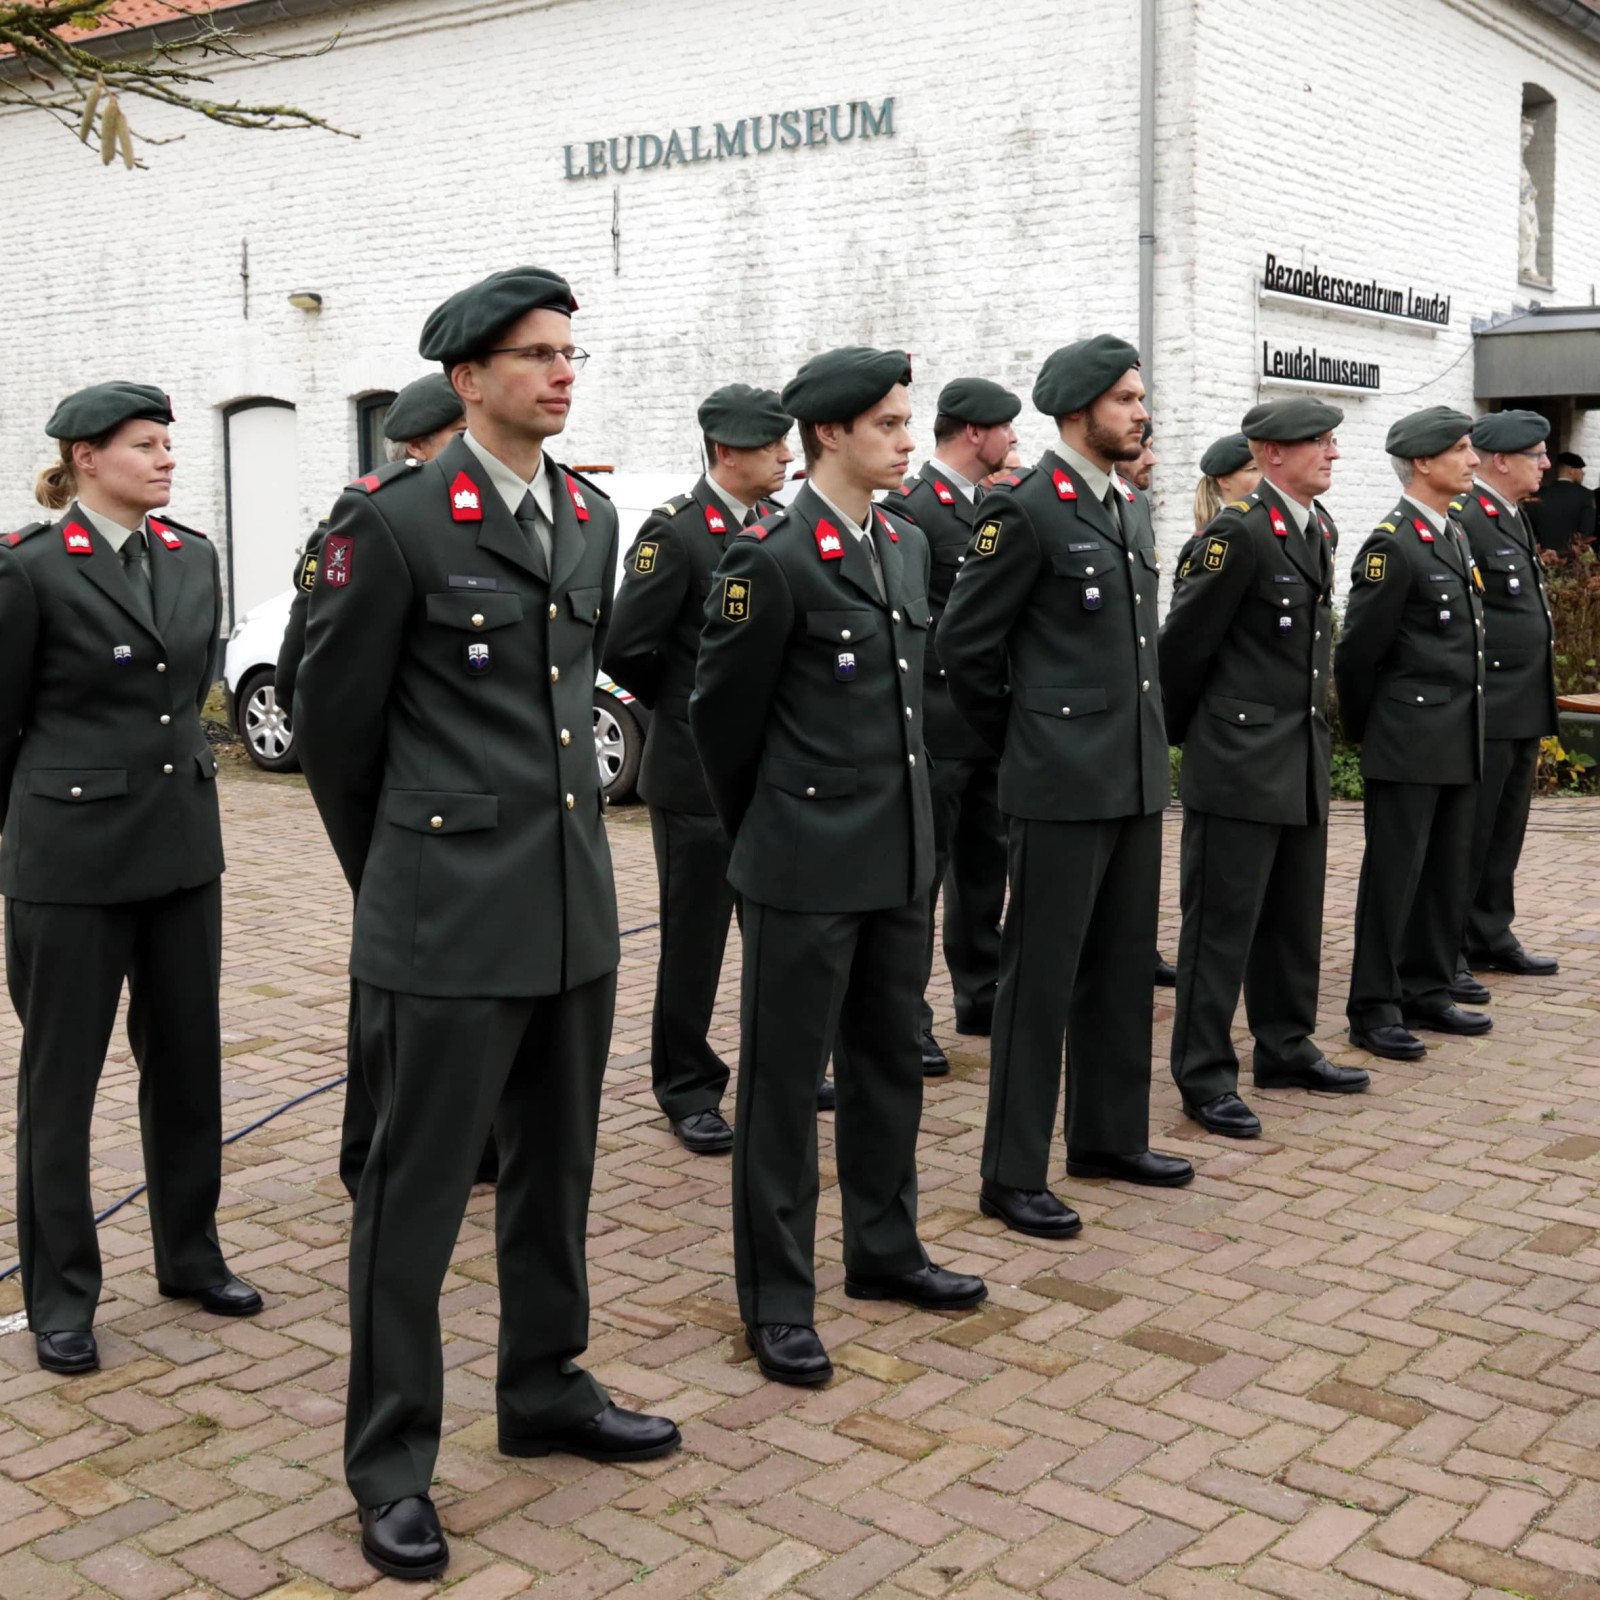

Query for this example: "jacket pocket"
[1015,684,1109,719]
[195,751,219,780]
[384,790,499,834]
[1388,680,1453,706]
[805,609,879,643]
[902,595,931,629]
[763,757,858,799]
[425,592,525,630]
[1207,695,1276,726]
[1049,550,1111,579]
[567,586,603,625]
[25,768,128,802]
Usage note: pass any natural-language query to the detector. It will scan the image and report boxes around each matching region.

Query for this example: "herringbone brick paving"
[0,759,1595,1600]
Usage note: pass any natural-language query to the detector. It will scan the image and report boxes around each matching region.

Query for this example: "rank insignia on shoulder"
[1178,556,1193,579]
[721,576,751,622]
[973,519,1001,557]
[1364,551,1387,582]
[297,552,319,593]
[1228,499,1252,511]
[634,541,659,574]
[1377,521,1397,533]
[324,533,354,587]
[1449,500,1465,513]
[449,472,483,522]
[1202,536,1228,572]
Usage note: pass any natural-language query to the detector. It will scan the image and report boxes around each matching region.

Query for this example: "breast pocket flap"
[567,586,603,625]
[384,790,500,834]
[1015,684,1109,718]
[763,758,858,799]
[805,610,879,642]
[25,768,128,802]
[425,592,525,631]
[1388,681,1453,706]
[1207,695,1276,726]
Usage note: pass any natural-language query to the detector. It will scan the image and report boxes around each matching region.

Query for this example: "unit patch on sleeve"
[720,576,751,622]
[1364,551,1387,583]
[323,534,354,587]
[634,541,659,574]
[973,519,1002,557]
[297,552,319,593]
[1202,536,1228,572]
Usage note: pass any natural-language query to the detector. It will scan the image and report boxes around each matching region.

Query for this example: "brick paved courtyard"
[0,762,1596,1600]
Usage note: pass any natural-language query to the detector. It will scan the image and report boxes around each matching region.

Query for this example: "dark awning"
[1475,306,1600,400]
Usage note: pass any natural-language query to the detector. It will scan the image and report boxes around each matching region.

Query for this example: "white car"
[222,470,687,800]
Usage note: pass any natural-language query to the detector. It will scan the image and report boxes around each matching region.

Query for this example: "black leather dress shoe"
[359,1494,448,1579]
[1254,1058,1370,1094]
[816,1078,836,1111]
[1469,947,1559,976]
[1404,1004,1493,1036]
[158,1274,263,1317]
[1349,1024,1425,1060]
[1183,1093,1261,1138]
[1067,1150,1194,1187]
[978,1183,1082,1239]
[35,1329,98,1375]
[954,1008,992,1037]
[844,1262,987,1310]
[671,1108,735,1154]
[1154,958,1178,988]
[1448,965,1492,1004]
[745,1323,832,1386]
[500,1401,681,1461]
[921,1031,950,1077]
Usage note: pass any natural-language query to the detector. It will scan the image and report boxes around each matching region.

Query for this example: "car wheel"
[235,666,300,773]
[593,692,642,802]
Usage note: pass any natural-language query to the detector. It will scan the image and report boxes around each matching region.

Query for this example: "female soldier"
[1192,431,1262,530]
[0,382,261,1375]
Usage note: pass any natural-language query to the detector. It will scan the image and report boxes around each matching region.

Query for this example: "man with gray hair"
[1336,407,1489,1063]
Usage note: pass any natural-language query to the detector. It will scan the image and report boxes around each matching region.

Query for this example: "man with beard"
[940,336,1194,1244]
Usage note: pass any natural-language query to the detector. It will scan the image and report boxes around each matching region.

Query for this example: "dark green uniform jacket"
[689,483,935,912]
[883,462,990,759]
[0,506,224,903]
[1334,500,1486,785]
[937,450,1168,820]
[602,476,776,814]
[1453,484,1558,741]
[1160,482,1337,825]
[296,436,620,997]
[274,521,327,712]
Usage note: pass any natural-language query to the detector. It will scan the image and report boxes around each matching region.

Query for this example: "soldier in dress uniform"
[1160,397,1368,1140]
[691,347,987,1389]
[1337,407,1490,1062]
[1451,410,1560,991]
[296,268,679,1582]
[939,336,1194,1244]
[602,385,792,1154]
[882,377,1018,1057]
[275,372,475,1200]
[0,383,263,1378]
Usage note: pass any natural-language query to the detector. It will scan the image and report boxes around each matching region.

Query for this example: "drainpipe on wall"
[1139,0,1157,403]
[1521,0,1600,43]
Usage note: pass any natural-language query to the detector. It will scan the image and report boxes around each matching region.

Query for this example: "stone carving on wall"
[1519,115,1542,281]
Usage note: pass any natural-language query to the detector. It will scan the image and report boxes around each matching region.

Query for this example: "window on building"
[356,391,396,473]
[1520,84,1556,288]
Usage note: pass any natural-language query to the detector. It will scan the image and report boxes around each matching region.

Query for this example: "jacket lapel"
[872,507,907,602]
[1259,482,1323,587]
[547,466,593,597]
[921,461,976,527]
[792,486,884,609]
[145,515,195,639]
[1477,482,1537,559]
[436,438,548,584]
[692,475,738,537]
[1043,451,1118,544]
[62,507,162,641]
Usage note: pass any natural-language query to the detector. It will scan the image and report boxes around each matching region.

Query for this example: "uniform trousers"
[345,974,615,1508]
[982,812,1160,1187]
[733,898,929,1327]
[924,753,1006,1032]
[648,807,736,1120]
[6,882,228,1331]
[1170,810,1328,1105]
[1347,780,1476,1029]
[1463,735,1539,959]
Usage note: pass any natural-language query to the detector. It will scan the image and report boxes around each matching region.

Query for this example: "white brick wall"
[0,0,1596,618]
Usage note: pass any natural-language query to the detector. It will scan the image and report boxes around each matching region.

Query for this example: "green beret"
[1032,335,1140,416]
[419,266,578,366]
[46,381,172,441]
[1240,397,1343,444]
[1200,432,1254,477]
[382,373,464,442]
[781,347,912,424]
[1471,409,1549,454]
[1386,405,1475,460]
[697,383,793,448]
[936,377,1021,427]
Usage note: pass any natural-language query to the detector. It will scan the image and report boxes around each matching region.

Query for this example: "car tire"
[593,692,642,803]
[234,666,300,773]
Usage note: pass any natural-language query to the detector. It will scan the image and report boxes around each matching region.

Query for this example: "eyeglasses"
[1306,433,1339,454]
[484,344,590,369]
[1512,447,1551,459]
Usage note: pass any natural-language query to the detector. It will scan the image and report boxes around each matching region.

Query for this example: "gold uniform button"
[560,728,571,746]
[564,793,575,810]
[548,603,558,620]
[472,613,485,628]
[70,786,82,798]
[159,714,171,725]
[430,815,443,829]
[162,764,174,775]
[550,666,560,682]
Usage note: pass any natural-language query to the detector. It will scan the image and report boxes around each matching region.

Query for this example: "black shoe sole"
[1347,1034,1425,1061]
[843,1279,988,1310]
[157,1286,263,1317]
[1252,1076,1369,1095]
[1466,953,1558,976]
[1065,1160,1195,1188]
[922,1064,950,1078]
[1181,1104,1261,1137]
[36,1349,98,1375]
[676,1137,734,1155]
[977,1194,1083,1239]
[749,1355,833,1387]
[1402,1018,1494,1037]
[1446,991,1492,1006]
[360,1538,449,1580]
[499,1425,682,1462]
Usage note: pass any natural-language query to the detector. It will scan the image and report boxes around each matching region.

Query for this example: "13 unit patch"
[1202,536,1228,572]
[634,541,659,574]
[973,519,1001,557]
[297,552,319,593]
[721,576,751,622]
[1364,551,1387,583]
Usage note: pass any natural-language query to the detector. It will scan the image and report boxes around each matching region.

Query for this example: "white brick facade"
[1,0,1597,618]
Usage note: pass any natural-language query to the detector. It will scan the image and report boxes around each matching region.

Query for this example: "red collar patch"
[875,508,899,542]
[1051,468,1077,501]
[62,521,93,556]
[1319,515,1332,538]
[931,477,956,505]
[564,473,590,523]
[148,518,182,550]
[814,518,845,560]
[1269,506,1289,538]
[449,472,483,522]
[1113,475,1135,503]
[704,502,727,535]
[1478,495,1500,517]
[1413,518,1435,543]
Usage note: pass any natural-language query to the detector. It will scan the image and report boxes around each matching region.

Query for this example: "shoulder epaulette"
[988,467,1034,492]
[740,510,788,542]
[3,521,50,548]
[1375,521,1398,534]
[652,492,696,516]
[150,512,208,540]
[1449,499,1466,513]
[1228,499,1253,512]
[346,458,421,495]
[561,465,612,502]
